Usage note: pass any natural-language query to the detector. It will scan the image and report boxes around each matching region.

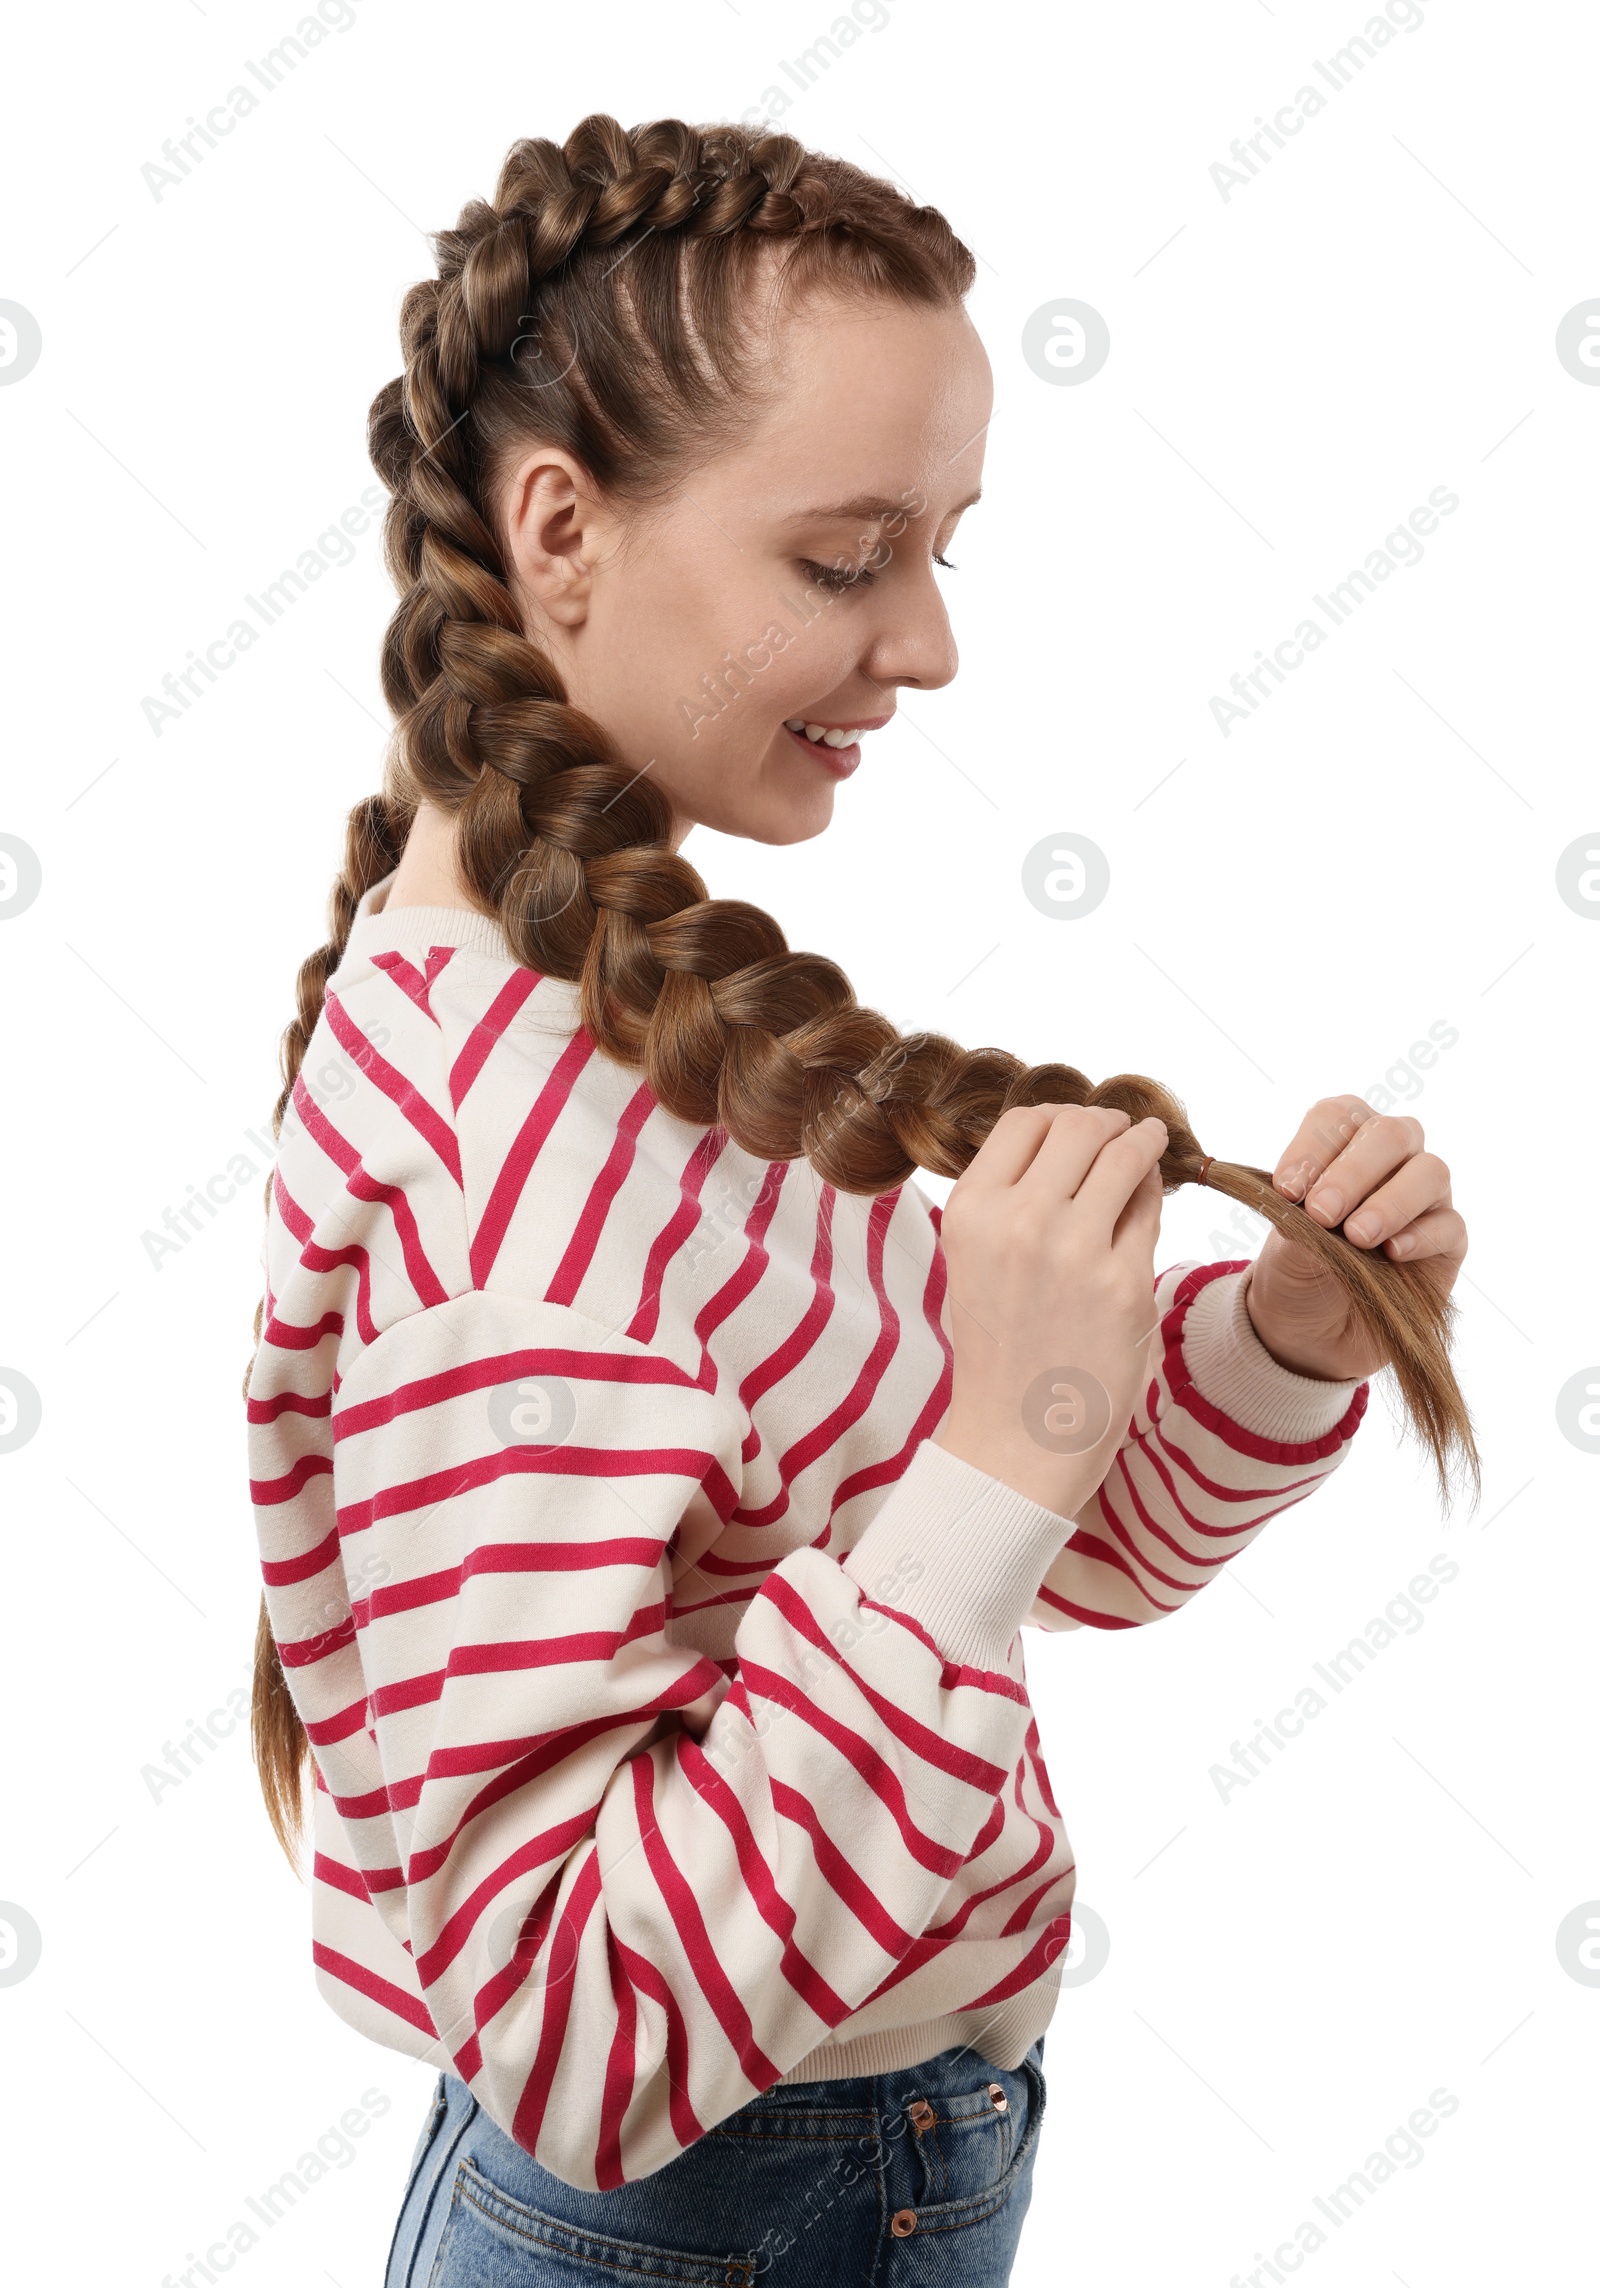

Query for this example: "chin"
[734,790,835,848]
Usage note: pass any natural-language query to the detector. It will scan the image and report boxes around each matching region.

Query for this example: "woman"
[245,114,1473,2285]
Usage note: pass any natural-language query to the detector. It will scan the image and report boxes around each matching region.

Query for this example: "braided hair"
[248,114,1479,1864]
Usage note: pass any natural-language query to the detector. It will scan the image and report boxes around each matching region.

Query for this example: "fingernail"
[1346,1212,1378,1244]
[1390,1232,1415,1257]
[1277,1167,1305,1199]
[1307,1190,1342,1224]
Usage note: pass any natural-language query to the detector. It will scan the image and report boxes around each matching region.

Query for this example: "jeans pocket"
[903,2049,1046,2226]
[429,2151,763,2287]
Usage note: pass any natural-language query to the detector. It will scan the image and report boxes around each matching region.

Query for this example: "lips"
[782,722,861,776]
[781,713,892,779]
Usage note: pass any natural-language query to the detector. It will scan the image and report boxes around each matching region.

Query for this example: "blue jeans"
[386,2035,1047,2285]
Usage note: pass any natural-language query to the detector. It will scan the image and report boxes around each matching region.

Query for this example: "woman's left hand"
[1242,1097,1468,1382]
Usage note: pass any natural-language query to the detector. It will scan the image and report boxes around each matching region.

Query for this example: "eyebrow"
[781,488,982,523]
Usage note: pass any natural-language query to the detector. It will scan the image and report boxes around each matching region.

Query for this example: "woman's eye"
[800,558,876,593]
[800,552,958,590]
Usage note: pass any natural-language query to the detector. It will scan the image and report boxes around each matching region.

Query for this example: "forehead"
[723,290,992,517]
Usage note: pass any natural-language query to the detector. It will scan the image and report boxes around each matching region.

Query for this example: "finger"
[957,1103,1101,1194]
[1018,1103,1142,1202]
[1273,1095,1377,1199]
[1334,1152,1453,1247]
[1111,1157,1165,1255]
[1074,1115,1169,1239]
[1379,1204,1466,1264]
[1304,1120,1439,1232]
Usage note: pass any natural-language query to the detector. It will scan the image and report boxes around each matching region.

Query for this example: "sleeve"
[1021,1258,1369,1631]
[297,1288,1081,2190]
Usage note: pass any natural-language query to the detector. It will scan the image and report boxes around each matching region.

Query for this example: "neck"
[384,800,472,910]
[385,794,693,912]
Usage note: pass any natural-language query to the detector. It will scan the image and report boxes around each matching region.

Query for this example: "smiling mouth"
[781,714,891,777]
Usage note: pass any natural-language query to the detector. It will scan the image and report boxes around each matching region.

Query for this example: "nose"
[859,564,960,696]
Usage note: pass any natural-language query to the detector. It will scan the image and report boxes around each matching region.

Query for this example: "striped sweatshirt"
[246,876,1371,2191]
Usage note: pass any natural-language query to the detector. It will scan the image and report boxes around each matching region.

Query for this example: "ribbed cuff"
[1182,1264,1366,1443]
[842,1439,1072,1672]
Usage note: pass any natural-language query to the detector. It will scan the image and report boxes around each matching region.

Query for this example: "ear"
[502,446,610,629]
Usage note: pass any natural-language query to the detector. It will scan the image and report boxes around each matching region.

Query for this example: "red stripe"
[312,1939,438,2039]
[597,1928,640,2189]
[279,1615,356,1666]
[324,988,464,1189]
[676,1733,850,2028]
[313,1849,389,1904]
[681,1147,792,1369]
[824,1222,953,1523]
[743,1194,903,1529]
[449,967,540,1108]
[471,1029,595,1284]
[261,1525,340,1586]
[1032,1579,1138,1630]
[414,1812,596,1985]
[451,1864,567,2086]
[759,1571,1020,1786]
[247,1385,331,1425]
[260,1304,343,1353]
[370,944,457,1023]
[740,1660,975,1877]
[284,1091,449,1309]
[850,1584,1030,1704]
[1163,1260,1369,1460]
[332,1339,706,1442]
[631,1752,779,2090]
[304,1691,371,1747]
[728,1177,835,1484]
[510,1849,604,2153]
[960,1912,1076,2008]
[353,1537,663,1626]
[250,1450,332,1507]
[768,1774,918,1959]
[625,1127,727,1349]
[545,1081,659,1306]
[335,1439,734,1542]
[610,1935,706,2152]
[377,1664,731,1898]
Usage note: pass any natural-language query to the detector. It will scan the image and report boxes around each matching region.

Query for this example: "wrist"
[1242,1264,1346,1381]
[932,1415,1106,1520]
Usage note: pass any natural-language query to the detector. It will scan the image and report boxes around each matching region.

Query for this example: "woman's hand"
[1243,1096,1467,1381]
[934,1103,1170,1517]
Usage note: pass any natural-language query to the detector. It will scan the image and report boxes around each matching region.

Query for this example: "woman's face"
[498,289,993,851]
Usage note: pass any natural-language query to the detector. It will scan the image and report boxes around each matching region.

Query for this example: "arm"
[261,1288,1077,2189]
[1027,1257,1369,1632]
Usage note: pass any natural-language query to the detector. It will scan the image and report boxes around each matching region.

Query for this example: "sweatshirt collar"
[341,870,518,967]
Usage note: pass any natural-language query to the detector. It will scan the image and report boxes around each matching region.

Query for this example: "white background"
[1,1,1595,2282]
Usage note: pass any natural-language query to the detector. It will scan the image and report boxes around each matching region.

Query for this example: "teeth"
[783,718,869,746]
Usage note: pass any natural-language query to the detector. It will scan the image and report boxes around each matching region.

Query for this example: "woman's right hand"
[932,1103,1170,1518]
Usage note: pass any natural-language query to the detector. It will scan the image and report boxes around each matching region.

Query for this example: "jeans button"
[890,2208,918,2237]
[988,2081,1009,2113]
